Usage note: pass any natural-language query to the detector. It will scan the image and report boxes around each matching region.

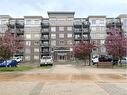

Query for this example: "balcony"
[74,37,82,41]
[7,23,15,29]
[41,22,49,28]
[83,37,89,41]
[74,29,82,33]
[82,21,90,28]
[41,36,49,40]
[83,29,90,34]
[41,43,49,47]
[74,21,82,28]
[41,29,49,33]
[15,22,24,28]
[16,29,24,34]
[106,18,122,28]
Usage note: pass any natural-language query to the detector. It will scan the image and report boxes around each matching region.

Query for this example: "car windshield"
[43,56,51,59]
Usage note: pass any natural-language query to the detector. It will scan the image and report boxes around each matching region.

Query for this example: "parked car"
[0,60,18,67]
[40,56,53,66]
[92,56,99,65]
[12,57,22,63]
[99,55,112,62]
[119,57,127,64]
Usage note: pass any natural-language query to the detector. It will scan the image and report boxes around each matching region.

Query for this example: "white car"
[120,57,127,64]
[91,56,99,65]
[12,57,22,63]
[40,56,53,66]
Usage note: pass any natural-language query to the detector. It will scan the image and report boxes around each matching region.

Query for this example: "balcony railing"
[16,29,24,34]
[41,22,49,28]
[74,21,82,28]
[41,29,49,33]
[106,18,122,28]
[82,21,90,28]
[74,37,82,40]
[74,29,82,33]
[7,22,24,29]
[41,43,49,47]
[41,37,49,40]
[83,37,89,41]
[15,22,24,28]
[83,29,90,33]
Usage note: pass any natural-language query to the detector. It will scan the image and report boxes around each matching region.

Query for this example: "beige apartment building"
[0,12,127,64]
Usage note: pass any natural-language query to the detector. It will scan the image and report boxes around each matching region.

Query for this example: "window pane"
[51,34,56,39]
[26,34,31,39]
[34,48,39,52]
[51,40,56,46]
[26,20,32,25]
[34,55,39,60]
[25,56,30,61]
[25,48,31,53]
[67,27,72,31]
[26,41,31,46]
[51,27,56,32]
[59,27,64,31]
[67,34,72,38]
[59,34,64,38]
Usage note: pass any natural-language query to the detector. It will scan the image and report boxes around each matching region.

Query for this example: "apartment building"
[24,16,42,63]
[88,16,107,57]
[0,12,126,64]
[48,12,74,60]
[118,14,127,35]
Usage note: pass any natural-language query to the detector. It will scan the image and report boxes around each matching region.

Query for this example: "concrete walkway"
[0,64,127,95]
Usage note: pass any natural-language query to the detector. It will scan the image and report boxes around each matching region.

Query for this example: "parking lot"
[0,64,127,95]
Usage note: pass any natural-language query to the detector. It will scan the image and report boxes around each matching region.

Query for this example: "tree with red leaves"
[73,41,94,65]
[0,30,24,60]
[105,27,127,63]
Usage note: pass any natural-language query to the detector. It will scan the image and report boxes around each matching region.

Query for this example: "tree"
[105,27,127,64]
[0,30,24,60]
[73,41,94,65]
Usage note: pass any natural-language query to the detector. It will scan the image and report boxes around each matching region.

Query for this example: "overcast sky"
[0,0,127,18]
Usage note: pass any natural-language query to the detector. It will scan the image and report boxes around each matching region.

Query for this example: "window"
[34,48,39,52]
[59,40,64,45]
[51,27,56,32]
[26,41,31,46]
[67,17,73,21]
[26,34,31,39]
[100,20,104,24]
[26,20,32,25]
[59,27,64,31]
[1,20,7,25]
[25,48,31,54]
[51,40,56,47]
[57,18,66,21]
[34,55,39,60]
[34,34,40,38]
[51,34,56,39]
[83,34,88,38]
[75,41,80,44]
[67,27,72,31]
[100,40,105,45]
[67,34,72,38]
[59,34,64,38]
[34,41,39,45]
[49,17,56,21]
[34,20,40,24]
[25,56,30,61]
[92,20,96,24]
[67,40,72,45]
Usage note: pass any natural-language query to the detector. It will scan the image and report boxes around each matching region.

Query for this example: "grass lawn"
[0,65,53,72]
[115,64,127,69]
[0,66,34,72]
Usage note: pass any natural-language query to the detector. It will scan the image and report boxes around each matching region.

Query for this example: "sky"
[0,0,127,18]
